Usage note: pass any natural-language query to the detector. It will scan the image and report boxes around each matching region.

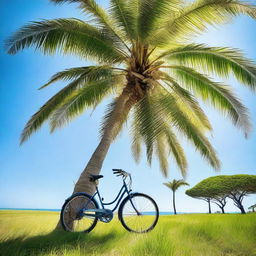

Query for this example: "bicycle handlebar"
[112,169,129,177]
[112,169,132,190]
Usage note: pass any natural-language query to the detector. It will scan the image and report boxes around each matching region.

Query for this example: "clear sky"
[0,0,255,213]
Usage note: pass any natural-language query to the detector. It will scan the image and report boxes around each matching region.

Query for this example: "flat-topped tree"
[186,175,256,214]
[186,176,229,213]
[222,175,256,214]
[6,0,256,225]
[164,179,189,214]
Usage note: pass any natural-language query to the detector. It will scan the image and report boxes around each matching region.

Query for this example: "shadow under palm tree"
[0,230,118,256]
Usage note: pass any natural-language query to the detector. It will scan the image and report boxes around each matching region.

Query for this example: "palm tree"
[6,0,256,198]
[164,179,189,214]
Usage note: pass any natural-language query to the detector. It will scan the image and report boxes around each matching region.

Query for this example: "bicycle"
[61,169,159,233]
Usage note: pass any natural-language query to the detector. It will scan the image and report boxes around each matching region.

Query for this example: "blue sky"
[0,0,255,213]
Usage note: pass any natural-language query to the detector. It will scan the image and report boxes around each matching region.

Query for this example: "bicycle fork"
[128,195,141,215]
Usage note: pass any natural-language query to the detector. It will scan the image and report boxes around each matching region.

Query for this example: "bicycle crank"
[82,208,113,223]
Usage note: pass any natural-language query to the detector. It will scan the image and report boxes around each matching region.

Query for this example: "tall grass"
[0,210,255,256]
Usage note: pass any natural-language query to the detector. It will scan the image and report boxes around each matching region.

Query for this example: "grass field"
[0,210,255,256]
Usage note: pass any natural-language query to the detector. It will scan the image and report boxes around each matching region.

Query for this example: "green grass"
[0,210,255,256]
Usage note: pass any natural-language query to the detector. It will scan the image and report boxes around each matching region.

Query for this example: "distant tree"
[248,204,256,212]
[222,175,256,214]
[164,179,189,214]
[186,186,211,213]
[186,176,228,213]
[186,175,256,214]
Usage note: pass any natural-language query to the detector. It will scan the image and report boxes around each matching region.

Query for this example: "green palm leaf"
[50,77,120,131]
[40,65,120,89]
[50,0,114,28]
[137,0,180,41]
[161,73,212,131]
[162,44,256,89]
[156,134,169,177]
[164,179,189,192]
[109,0,137,40]
[133,93,192,175]
[131,116,142,163]
[154,0,256,44]
[163,126,188,177]
[133,96,157,164]
[6,18,125,63]
[169,66,251,136]
[158,92,220,169]
[20,75,87,143]
[50,0,130,52]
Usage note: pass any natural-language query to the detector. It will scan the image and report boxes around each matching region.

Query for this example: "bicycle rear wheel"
[119,193,159,233]
[61,193,98,233]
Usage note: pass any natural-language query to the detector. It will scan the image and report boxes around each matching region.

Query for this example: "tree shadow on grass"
[0,230,118,256]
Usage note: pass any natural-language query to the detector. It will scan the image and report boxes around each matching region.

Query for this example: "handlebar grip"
[113,168,123,172]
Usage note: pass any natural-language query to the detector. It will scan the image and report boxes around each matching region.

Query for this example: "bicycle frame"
[80,174,141,222]
[94,179,131,212]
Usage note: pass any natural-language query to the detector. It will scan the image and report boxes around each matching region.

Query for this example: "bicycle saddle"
[89,174,104,182]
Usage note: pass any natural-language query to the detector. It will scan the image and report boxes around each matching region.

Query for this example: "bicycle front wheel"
[118,193,159,233]
[61,193,98,233]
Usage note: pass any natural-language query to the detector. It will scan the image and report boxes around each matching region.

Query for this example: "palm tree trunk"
[73,87,134,195]
[173,191,177,215]
[55,85,137,229]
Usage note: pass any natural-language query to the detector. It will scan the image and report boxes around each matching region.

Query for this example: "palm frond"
[163,126,188,177]
[40,65,120,89]
[133,96,163,165]
[50,77,121,131]
[156,134,169,177]
[137,0,180,41]
[164,179,189,191]
[169,66,251,136]
[133,94,189,176]
[158,92,221,169]
[20,75,88,144]
[131,116,142,163]
[6,18,125,63]
[132,97,188,176]
[133,96,169,174]
[154,0,256,45]
[50,0,130,53]
[109,0,137,40]
[162,44,256,89]
[50,0,114,27]
[161,73,212,131]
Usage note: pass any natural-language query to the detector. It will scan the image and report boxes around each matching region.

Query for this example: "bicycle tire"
[61,193,98,233]
[118,193,159,233]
